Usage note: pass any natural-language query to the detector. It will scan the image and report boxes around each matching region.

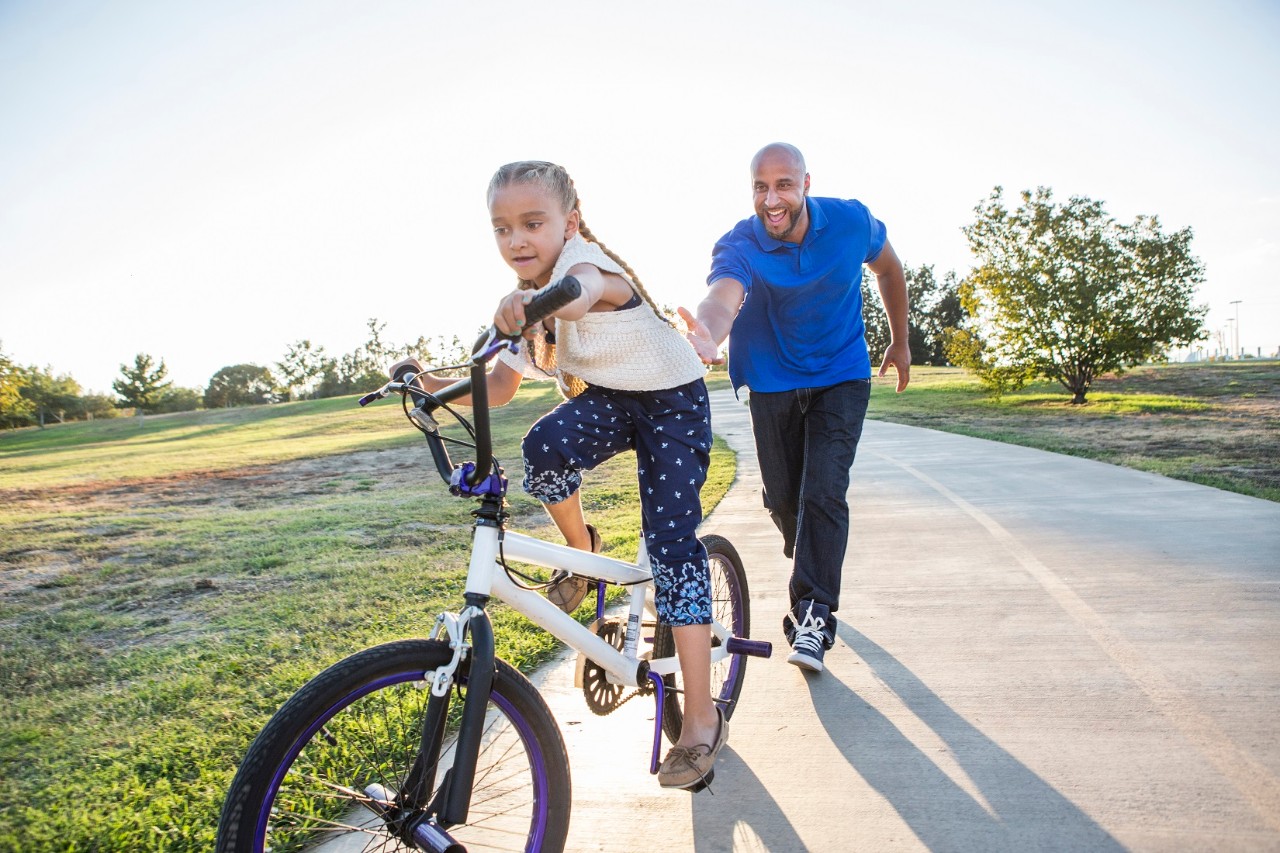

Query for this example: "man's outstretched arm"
[679,278,746,365]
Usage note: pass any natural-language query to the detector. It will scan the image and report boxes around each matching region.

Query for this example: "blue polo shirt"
[708,196,887,393]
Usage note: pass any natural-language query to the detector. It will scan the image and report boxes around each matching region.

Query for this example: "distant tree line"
[1,346,123,429]
[2,184,1212,429]
[0,323,475,429]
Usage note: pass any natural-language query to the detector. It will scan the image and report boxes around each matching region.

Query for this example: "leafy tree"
[315,319,397,398]
[313,359,349,399]
[0,344,35,428]
[204,364,279,408]
[862,267,962,368]
[113,353,172,412]
[77,394,120,420]
[905,265,964,366]
[942,326,1037,400]
[20,367,82,426]
[955,186,1207,403]
[400,332,478,379]
[154,386,203,414]
[276,339,328,401]
[860,268,891,365]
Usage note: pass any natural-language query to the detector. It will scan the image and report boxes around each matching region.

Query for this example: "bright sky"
[2,0,1277,393]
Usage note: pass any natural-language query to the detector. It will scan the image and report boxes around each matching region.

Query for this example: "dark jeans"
[748,379,870,624]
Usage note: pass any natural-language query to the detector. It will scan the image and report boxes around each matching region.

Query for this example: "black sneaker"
[786,600,831,672]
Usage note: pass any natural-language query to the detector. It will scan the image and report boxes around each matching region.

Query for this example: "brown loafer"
[546,524,601,613]
[657,705,729,791]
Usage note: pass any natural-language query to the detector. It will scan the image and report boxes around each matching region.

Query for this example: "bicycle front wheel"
[217,639,570,853]
[653,533,751,743]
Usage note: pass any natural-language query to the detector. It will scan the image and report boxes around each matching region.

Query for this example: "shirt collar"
[751,197,827,250]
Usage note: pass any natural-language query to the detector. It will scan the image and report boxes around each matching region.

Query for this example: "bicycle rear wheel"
[653,533,750,743]
[216,639,570,852]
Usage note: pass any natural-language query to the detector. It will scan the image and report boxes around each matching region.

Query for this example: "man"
[680,142,910,672]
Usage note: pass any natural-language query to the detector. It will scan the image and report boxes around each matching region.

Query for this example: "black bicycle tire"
[216,638,570,852]
[653,533,751,743]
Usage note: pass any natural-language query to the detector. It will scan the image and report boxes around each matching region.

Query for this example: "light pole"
[1225,319,1234,359]
[1230,300,1242,357]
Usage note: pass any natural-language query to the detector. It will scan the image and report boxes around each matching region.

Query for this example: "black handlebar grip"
[391,365,432,409]
[521,275,582,329]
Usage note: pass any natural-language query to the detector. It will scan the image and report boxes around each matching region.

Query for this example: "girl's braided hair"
[487,161,671,397]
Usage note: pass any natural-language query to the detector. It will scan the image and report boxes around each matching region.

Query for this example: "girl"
[392,161,725,791]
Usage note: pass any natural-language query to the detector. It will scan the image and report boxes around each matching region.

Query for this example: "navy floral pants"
[521,379,712,627]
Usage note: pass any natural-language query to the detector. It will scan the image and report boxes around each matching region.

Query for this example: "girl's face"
[489,183,578,286]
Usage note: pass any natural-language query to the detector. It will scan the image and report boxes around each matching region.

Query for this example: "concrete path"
[535,388,1280,852]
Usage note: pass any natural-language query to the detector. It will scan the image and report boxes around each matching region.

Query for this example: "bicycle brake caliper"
[425,611,472,697]
[424,608,483,697]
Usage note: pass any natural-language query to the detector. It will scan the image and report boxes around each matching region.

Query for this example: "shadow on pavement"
[690,747,808,853]
[809,626,1126,852]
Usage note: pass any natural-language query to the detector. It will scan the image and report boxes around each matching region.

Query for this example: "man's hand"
[677,306,725,365]
[878,340,911,392]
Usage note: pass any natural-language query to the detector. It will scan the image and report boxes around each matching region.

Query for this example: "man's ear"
[564,209,580,238]
[803,173,811,195]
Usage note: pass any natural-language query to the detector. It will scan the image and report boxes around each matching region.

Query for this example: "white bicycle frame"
[434,524,738,689]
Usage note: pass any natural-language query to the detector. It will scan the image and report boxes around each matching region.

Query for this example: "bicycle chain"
[581,618,655,716]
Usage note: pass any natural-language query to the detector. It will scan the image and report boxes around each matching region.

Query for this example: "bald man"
[681,143,910,673]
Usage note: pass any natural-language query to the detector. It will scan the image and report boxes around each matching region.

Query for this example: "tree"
[154,386,203,414]
[954,186,1207,403]
[314,318,398,398]
[0,344,35,428]
[942,325,1037,400]
[20,367,81,426]
[347,318,396,390]
[77,394,120,420]
[903,265,965,366]
[400,332,478,379]
[276,339,328,401]
[860,269,891,365]
[861,266,963,368]
[204,364,279,408]
[113,353,172,412]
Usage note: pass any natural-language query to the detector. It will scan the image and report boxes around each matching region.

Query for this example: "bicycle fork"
[440,594,495,826]
[368,595,494,852]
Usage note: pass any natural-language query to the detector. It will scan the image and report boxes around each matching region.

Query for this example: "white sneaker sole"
[786,650,824,672]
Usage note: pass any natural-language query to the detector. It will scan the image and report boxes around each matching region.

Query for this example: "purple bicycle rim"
[255,669,552,852]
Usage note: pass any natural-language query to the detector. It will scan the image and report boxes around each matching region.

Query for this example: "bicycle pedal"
[684,770,714,794]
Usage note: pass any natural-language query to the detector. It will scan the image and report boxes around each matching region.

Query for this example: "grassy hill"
[0,384,735,852]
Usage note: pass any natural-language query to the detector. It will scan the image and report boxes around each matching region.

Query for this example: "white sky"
[2,0,1277,393]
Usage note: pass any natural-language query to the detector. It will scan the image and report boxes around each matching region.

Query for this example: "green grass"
[0,395,421,490]
[867,361,1280,502]
[0,383,736,852]
[5,358,1273,849]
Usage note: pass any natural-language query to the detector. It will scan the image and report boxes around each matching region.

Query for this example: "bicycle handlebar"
[359,274,584,489]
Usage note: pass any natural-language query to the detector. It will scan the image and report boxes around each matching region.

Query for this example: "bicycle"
[216,276,772,852]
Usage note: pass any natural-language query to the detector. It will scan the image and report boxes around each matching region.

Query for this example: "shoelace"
[664,745,715,793]
[792,604,827,655]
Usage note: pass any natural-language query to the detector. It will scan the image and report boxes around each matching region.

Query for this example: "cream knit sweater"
[497,235,705,394]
